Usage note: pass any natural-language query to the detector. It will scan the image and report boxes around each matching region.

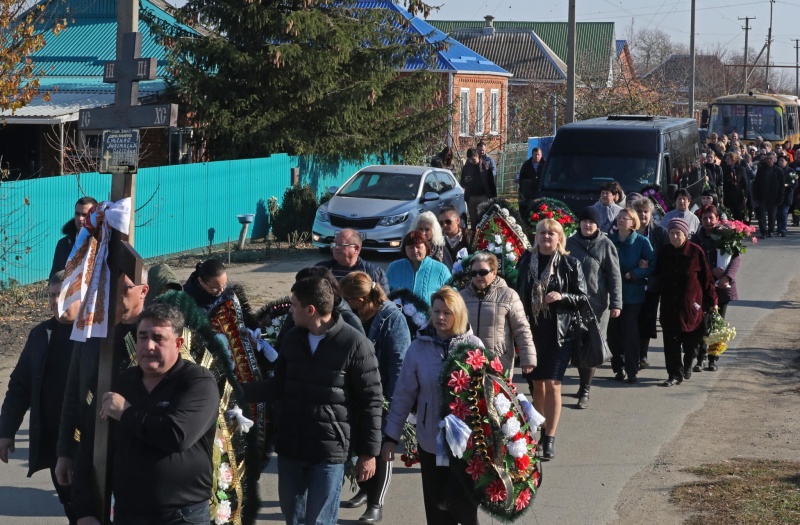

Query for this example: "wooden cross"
[76,1,178,521]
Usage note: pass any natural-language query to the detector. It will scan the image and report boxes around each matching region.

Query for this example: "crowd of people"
[0,130,764,525]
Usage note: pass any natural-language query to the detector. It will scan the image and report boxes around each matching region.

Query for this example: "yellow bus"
[707,92,800,147]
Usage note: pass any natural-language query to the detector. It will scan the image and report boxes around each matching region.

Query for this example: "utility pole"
[739,16,755,92]
[766,0,774,91]
[566,0,576,123]
[796,39,800,97]
[689,0,696,118]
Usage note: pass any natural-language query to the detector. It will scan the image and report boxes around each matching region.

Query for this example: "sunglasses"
[439,219,453,226]
[469,268,492,277]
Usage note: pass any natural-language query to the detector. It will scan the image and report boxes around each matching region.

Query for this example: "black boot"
[707,356,718,371]
[358,504,383,524]
[341,490,368,509]
[541,436,555,461]
[577,384,590,409]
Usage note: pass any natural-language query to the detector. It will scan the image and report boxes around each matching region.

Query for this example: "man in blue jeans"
[244,276,383,525]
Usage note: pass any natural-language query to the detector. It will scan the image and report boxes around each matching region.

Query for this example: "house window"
[459,89,470,136]
[490,89,499,134]
[475,89,485,135]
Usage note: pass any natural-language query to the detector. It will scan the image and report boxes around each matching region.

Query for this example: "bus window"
[746,106,783,141]
[709,104,745,136]
[788,106,798,137]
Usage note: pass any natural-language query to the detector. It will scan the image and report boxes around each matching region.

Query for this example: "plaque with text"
[99,129,140,173]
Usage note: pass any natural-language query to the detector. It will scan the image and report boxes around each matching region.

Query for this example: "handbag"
[570,302,612,369]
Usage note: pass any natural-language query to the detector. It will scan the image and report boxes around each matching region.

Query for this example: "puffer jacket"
[243,313,383,463]
[565,232,622,332]
[384,328,483,454]
[459,277,536,372]
[608,231,655,305]
[516,250,587,345]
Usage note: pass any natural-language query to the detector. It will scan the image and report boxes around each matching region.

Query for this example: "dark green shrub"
[271,184,318,241]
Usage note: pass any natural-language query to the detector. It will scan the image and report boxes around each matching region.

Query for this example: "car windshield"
[337,172,420,200]
[542,154,658,193]
[709,104,784,141]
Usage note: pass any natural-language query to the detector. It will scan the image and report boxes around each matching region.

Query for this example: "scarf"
[528,251,558,325]
[58,198,132,342]
[446,231,463,249]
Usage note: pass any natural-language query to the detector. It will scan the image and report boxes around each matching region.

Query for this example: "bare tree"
[629,28,678,76]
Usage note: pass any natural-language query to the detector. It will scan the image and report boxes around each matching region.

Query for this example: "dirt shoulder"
[610,276,800,525]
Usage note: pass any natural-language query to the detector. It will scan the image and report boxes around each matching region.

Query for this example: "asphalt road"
[1,230,797,525]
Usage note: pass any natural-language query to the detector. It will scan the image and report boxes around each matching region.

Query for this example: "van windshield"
[541,154,659,193]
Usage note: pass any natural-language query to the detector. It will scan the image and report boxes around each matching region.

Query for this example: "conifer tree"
[155,0,450,161]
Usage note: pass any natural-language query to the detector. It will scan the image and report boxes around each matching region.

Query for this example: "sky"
[427,0,800,68]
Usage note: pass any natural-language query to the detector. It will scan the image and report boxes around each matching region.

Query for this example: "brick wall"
[451,73,508,156]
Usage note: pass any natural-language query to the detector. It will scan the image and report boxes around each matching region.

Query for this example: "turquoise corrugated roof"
[356,1,511,76]
[27,0,196,91]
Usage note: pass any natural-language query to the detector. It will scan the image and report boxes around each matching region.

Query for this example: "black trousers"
[662,327,703,380]
[757,205,777,235]
[637,291,660,359]
[418,449,479,525]
[357,455,393,506]
[609,303,642,377]
[49,467,77,525]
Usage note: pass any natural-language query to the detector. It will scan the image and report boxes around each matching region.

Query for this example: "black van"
[537,115,703,212]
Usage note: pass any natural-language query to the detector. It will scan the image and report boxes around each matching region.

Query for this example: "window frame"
[459,88,470,137]
[489,89,500,135]
[475,89,485,136]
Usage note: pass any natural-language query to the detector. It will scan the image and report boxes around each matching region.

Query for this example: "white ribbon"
[225,406,254,434]
[435,425,449,467]
[517,394,545,429]
[58,198,132,342]
[247,328,279,362]
[442,414,472,459]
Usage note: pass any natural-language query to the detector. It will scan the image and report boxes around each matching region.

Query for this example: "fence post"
[290,167,300,186]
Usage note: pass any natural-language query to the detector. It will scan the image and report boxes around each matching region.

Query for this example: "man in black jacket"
[0,271,80,524]
[77,303,219,524]
[517,147,545,216]
[753,152,785,238]
[244,276,383,525]
[50,196,97,278]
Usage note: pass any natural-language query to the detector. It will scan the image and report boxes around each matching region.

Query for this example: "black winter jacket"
[275,297,364,351]
[516,250,587,345]
[753,164,785,207]
[243,313,383,463]
[0,319,73,476]
[50,220,78,278]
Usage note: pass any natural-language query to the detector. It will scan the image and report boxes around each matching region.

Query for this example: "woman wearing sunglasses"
[459,252,536,374]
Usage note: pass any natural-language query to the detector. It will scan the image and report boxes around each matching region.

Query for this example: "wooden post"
[291,167,300,186]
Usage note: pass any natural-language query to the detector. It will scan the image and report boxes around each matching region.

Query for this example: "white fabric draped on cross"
[57,198,132,342]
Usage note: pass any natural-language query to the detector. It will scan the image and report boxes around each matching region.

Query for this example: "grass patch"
[671,459,800,525]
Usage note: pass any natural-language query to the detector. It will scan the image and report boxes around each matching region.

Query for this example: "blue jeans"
[778,204,790,233]
[115,501,210,525]
[278,455,345,525]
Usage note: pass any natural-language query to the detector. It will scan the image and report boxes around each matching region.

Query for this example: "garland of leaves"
[640,184,669,217]
[527,198,577,238]
[440,342,542,522]
[153,290,261,525]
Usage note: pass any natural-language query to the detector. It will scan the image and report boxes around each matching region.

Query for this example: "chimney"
[483,15,495,35]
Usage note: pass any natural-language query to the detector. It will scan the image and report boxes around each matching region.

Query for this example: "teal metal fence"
[0,154,375,285]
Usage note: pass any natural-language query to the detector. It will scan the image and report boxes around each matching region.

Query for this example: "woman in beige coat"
[459,252,537,374]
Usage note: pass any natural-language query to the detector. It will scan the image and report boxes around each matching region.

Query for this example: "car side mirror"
[328,186,338,195]
[421,191,440,202]
[667,184,678,201]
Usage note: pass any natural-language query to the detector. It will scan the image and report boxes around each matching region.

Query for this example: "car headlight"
[316,208,330,223]
[378,212,409,227]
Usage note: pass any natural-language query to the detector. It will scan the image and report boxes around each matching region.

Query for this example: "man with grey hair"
[316,228,388,291]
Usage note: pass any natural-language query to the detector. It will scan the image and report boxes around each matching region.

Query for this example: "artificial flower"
[217,462,233,490]
[507,437,528,458]
[214,500,232,524]
[515,454,531,471]
[505,241,514,252]
[494,394,511,414]
[465,349,488,370]
[214,435,225,453]
[448,369,470,393]
[501,416,521,438]
[449,398,471,420]
[515,488,532,511]
[490,356,503,373]
[466,455,487,481]
[494,234,503,244]
[486,479,508,503]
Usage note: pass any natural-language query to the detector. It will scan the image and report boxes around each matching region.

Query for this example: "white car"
[311,165,467,253]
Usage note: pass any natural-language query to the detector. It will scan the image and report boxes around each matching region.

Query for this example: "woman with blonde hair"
[516,219,587,460]
[382,287,482,525]
[339,272,411,522]
[410,211,446,262]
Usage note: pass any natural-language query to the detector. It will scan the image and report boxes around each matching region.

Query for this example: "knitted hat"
[578,206,602,226]
[667,217,689,236]
[626,192,643,204]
